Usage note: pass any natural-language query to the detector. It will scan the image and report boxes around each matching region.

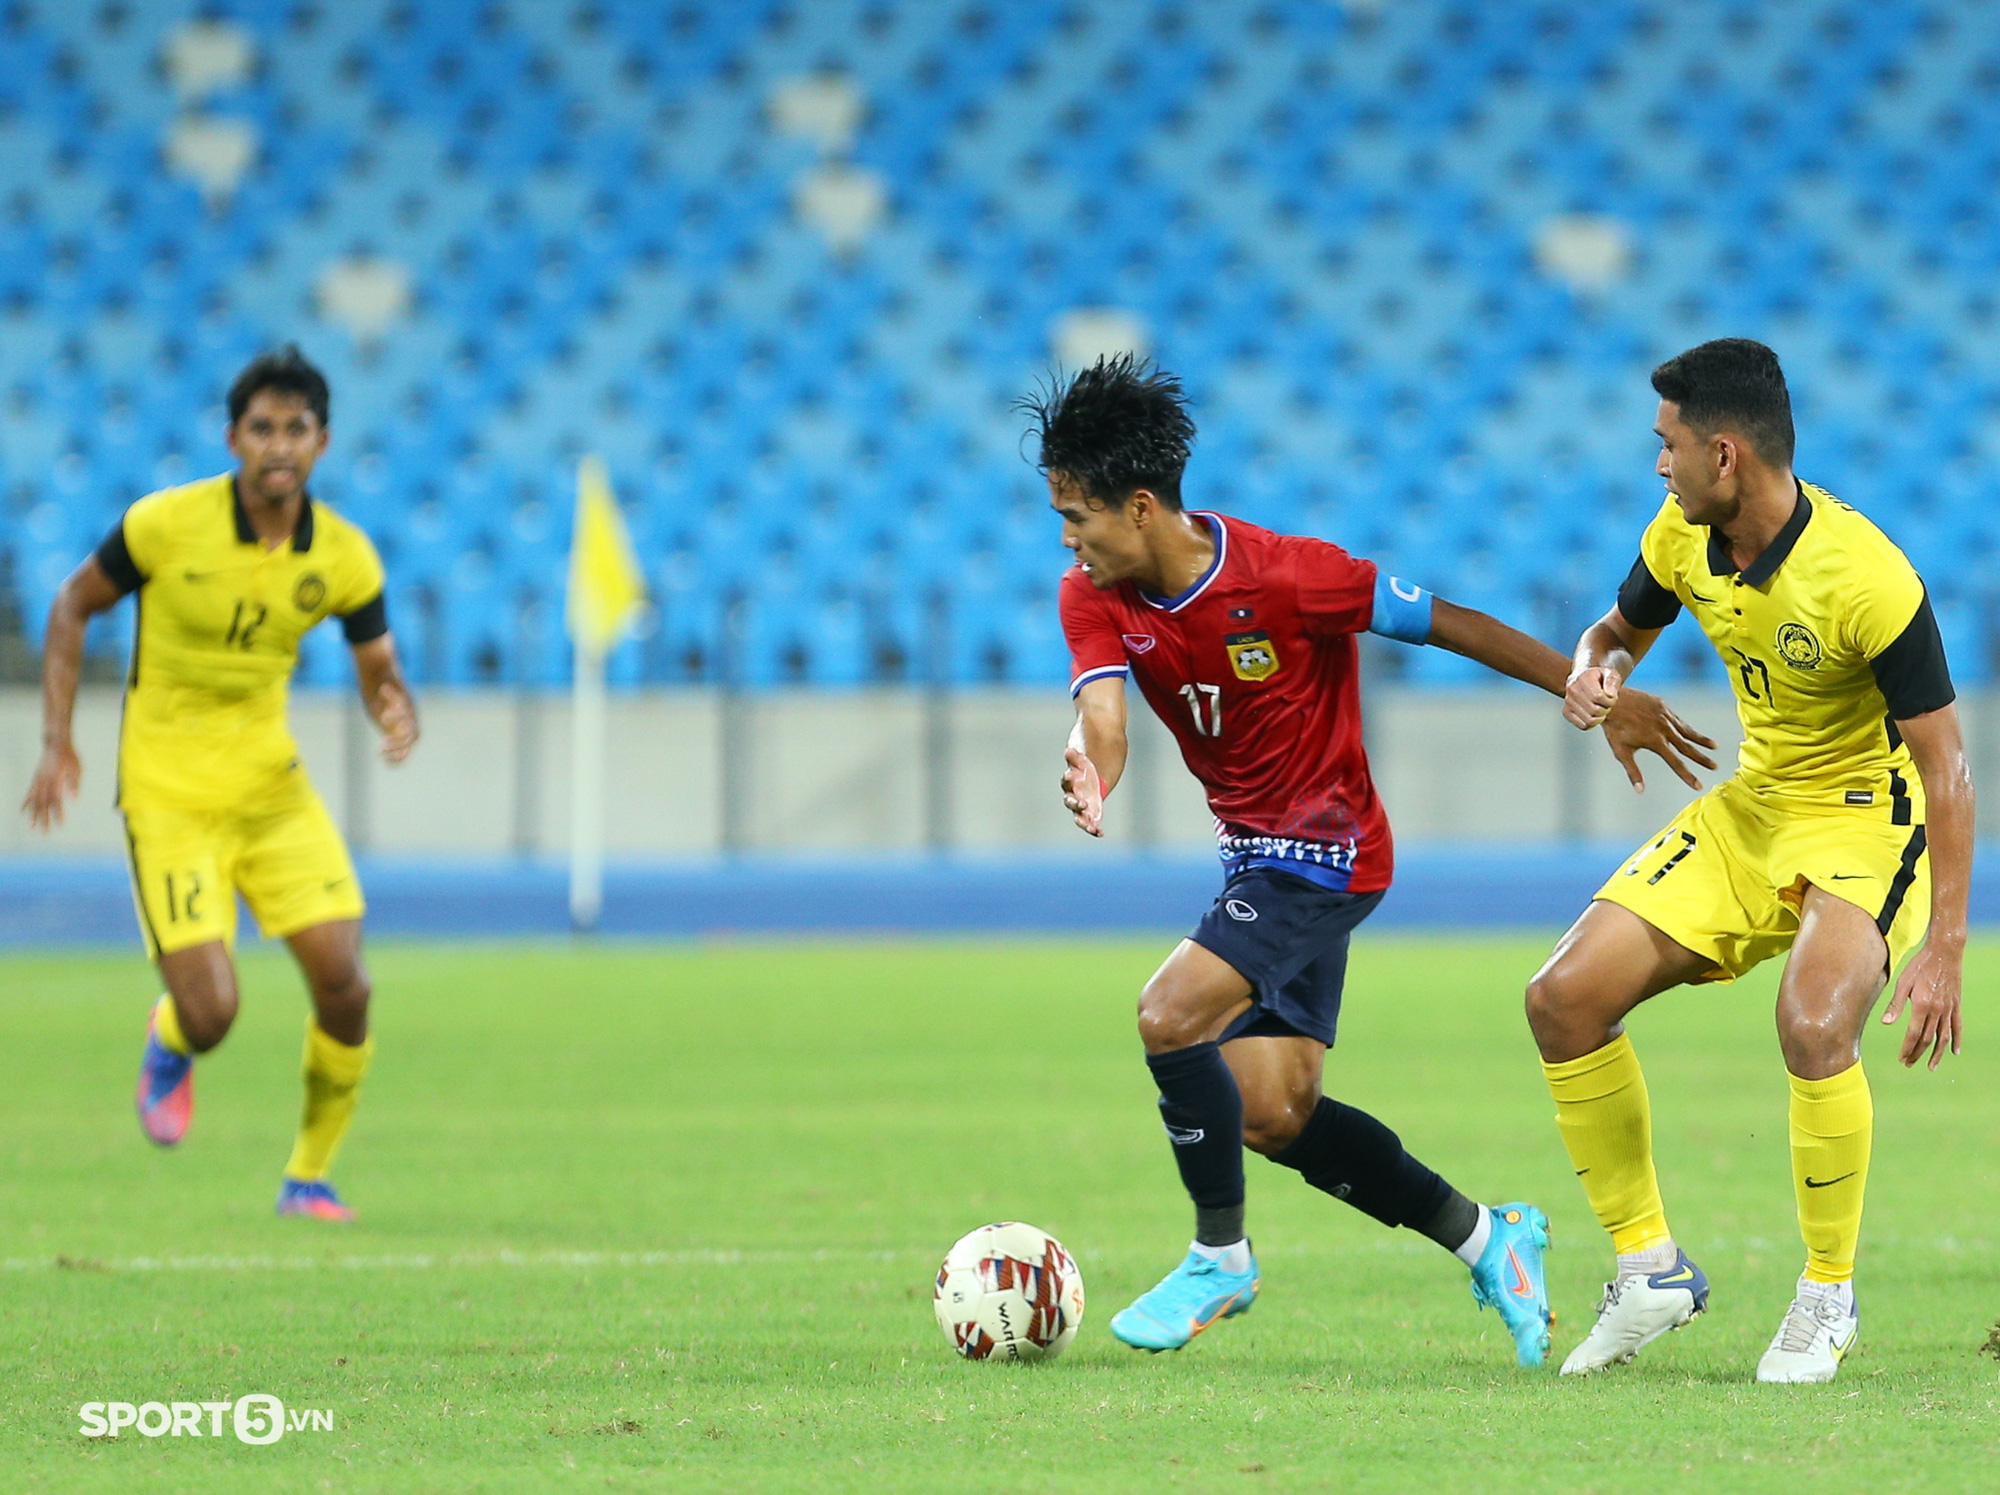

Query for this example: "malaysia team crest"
[1775,621,1822,670]
[1226,631,1280,682]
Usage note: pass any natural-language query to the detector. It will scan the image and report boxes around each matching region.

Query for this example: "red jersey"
[1059,512,1432,894]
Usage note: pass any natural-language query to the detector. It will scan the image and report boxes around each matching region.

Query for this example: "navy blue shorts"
[1189,866,1385,1048]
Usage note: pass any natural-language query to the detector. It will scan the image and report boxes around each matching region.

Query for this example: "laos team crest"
[1226,631,1280,681]
[1776,621,1822,670]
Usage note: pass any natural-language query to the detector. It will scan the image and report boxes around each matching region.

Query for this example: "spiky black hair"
[1017,353,1196,510]
[1651,338,1793,468]
[228,344,331,426]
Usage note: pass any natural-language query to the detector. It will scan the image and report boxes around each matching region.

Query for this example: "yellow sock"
[1790,1062,1871,1284]
[151,994,191,1056]
[284,1019,375,1182]
[1543,1034,1672,1255]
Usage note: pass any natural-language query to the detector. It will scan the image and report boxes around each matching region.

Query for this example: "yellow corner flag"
[567,455,645,654]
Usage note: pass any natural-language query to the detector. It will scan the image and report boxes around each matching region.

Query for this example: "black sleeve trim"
[94,522,143,597]
[1615,555,1681,629]
[339,591,389,644]
[1871,590,1955,721]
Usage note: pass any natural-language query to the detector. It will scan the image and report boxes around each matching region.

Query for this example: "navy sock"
[1144,1043,1245,1234]
[1269,1095,1456,1233]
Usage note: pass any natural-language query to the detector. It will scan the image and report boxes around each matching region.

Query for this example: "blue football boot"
[1470,1203,1554,1367]
[276,1177,356,1222]
[1109,1246,1259,1352]
[135,1006,194,1147]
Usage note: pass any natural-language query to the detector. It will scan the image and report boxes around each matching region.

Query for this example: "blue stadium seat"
[439,553,521,685]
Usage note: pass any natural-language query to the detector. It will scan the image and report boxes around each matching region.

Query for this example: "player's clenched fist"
[1564,665,1622,729]
[1061,746,1104,837]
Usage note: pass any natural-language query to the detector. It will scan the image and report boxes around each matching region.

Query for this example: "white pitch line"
[3,1236,1987,1275]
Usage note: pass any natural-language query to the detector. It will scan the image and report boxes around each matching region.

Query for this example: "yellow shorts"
[122,778,365,958]
[1595,776,1930,983]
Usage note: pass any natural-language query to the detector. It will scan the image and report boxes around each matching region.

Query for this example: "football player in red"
[1028,356,1713,1365]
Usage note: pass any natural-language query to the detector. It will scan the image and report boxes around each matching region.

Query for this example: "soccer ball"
[933,1222,1085,1362]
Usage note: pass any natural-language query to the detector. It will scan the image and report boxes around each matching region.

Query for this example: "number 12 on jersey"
[226,600,267,650]
[1179,682,1222,738]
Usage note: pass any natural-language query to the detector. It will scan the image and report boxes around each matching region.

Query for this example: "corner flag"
[567,455,644,654]
[566,456,644,931]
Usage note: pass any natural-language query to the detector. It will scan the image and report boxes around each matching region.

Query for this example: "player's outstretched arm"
[1427,595,1587,695]
[22,557,125,831]
[1428,597,1716,791]
[1885,704,1973,1070]
[352,634,419,764]
[1062,677,1127,838]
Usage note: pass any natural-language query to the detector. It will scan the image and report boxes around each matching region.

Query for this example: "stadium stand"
[0,0,1996,688]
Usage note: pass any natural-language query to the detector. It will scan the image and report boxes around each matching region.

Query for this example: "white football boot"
[1559,1246,1710,1375]
[1756,1277,1858,1384]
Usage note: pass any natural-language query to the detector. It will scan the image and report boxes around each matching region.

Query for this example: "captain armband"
[1368,572,1433,644]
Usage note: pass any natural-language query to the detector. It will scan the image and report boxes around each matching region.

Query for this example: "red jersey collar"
[1138,512,1227,613]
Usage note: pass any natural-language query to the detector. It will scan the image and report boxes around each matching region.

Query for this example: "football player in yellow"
[1530,339,1971,1382]
[22,347,418,1221]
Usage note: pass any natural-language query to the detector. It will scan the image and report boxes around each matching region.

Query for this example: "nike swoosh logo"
[1574,1168,1590,1176]
[1189,1290,1248,1335]
[1688,592,1715,603]
[1827,874,1869,881]
[183,570,218,582]
[1652,1266,1696,1285]
[1804,1173,1856,1189]
[1505,1247,1531,1298]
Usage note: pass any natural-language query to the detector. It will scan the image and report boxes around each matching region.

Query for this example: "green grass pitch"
[4,934,1997,1493]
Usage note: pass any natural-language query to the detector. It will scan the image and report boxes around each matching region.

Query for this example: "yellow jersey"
[96,473,388,811]
[1618,480,1955,820]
